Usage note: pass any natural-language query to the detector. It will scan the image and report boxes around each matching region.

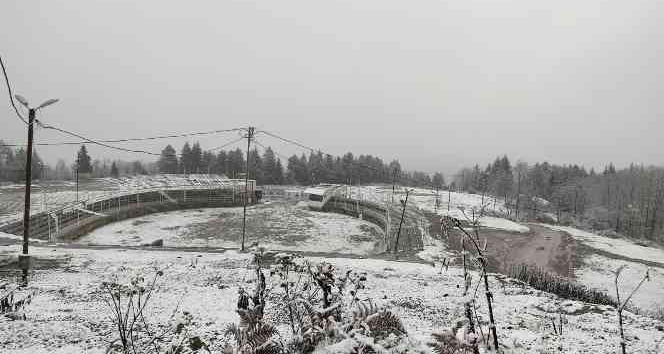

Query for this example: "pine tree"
[191,142,203,173]
[248,148,263,183]
[201,151,215,174]
[215,151,228,176]
[158,145,179,173]
[110,161,119,178]
[432,172,445,188]
[77,145,93,174]
[274,158,285,184]
[132,160,147,175]
[261,147,278,184]
[180,143,192,173]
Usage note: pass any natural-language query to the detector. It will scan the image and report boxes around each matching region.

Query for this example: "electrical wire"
[255,129,315,152]
[0,127,247,147]
[0,55,28,124]
[38,122,162,156]
[208,136,245,152]
[256,128,391,175]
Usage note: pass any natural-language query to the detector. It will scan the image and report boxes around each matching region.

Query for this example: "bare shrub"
[0,282,36,320]
[101,269,208,354]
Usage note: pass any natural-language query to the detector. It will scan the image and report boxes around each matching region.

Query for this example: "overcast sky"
[1,0,662,175]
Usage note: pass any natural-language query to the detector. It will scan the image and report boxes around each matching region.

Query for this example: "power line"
[208,136,246,152]
[38,122,163,156]
[0,55,28,124]
[255,129,316,152]
[0,127,247,147]
[256,128,390,175]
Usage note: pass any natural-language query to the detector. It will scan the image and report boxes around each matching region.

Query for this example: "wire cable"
[38,122,162,156]
[208,136,245,152]
[0,127,247,147]
[0,55,27,124]
[255,129,315,152]
[256,128,389,175]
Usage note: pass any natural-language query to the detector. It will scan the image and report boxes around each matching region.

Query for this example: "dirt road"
[434,216,576,277]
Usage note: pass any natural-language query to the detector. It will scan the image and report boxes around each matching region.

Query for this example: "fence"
[0,181,255,241]
[323,196,424,252]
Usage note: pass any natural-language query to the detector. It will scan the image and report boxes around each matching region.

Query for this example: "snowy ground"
[541,224,664,265]
[76,202,385,255]
[350,186,529,233]
[1,246,663,353]
[541,224,664,312]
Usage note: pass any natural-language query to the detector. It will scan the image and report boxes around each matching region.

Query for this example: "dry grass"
[508,264,617,307]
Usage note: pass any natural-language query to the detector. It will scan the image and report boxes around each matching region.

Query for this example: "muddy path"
[428,213,577,277]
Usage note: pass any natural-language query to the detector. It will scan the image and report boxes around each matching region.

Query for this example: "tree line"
[0,141,156,182]
[159,142,445,187]
[1,140,446,189]
[454,156,664,241]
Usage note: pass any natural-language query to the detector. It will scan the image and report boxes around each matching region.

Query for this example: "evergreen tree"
[201,151,215,174]
[132,160,147,175]
[215,151,228,176]
[180,143,192,173]
[77,145,93,174]
[432,172,445,188]
[191,142,203,173]
[261,147,278,184]
[274,158,285,184]
[227,148,245,178]
[110,162,119,178]
[248,148,263,183]
[158,145,179,173]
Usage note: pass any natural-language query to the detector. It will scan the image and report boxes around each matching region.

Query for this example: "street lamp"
[15,94,59,277]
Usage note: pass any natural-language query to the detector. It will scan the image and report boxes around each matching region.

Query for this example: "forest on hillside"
[3,138,663,242]
[0,140,443,187]
[454,156,664,242]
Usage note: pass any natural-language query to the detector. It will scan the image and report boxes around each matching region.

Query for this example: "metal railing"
[0,180,256,241]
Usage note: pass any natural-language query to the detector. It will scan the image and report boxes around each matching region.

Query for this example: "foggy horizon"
[2,0,663,176]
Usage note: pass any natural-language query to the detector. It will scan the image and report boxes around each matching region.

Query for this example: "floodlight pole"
[21,108,36,256]
[241,126,254,251]
[393,188,411,255]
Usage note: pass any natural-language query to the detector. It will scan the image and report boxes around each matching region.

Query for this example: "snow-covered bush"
[100,269,209,354]
[224,249,417,354]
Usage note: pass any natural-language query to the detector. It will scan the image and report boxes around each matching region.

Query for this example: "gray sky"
[1,0,662,175]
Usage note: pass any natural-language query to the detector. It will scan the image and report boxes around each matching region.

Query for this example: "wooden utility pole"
[448,187,451,211]
[21,108,36,257]
[391,168,398,204]
[393,189,411,255]
[241,126,254,251]
[75,155,79,202]
[515,169,521,219]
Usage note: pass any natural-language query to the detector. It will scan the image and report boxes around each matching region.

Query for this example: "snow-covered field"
[541,224,664,312]
[351,186,529,233]
[577,255,664,313]
[76,203,385,255]
[541,224,664,265]
[1,246,663,353]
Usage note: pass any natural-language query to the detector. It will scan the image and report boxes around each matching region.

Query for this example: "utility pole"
[393,188,411,255]
[21,108,36,257]
[515,169,521,219]
[448,187,451,211]
[75,155,79,202]
[241,126,254,251]
[391,167,398,204]
[14,94,58,283]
